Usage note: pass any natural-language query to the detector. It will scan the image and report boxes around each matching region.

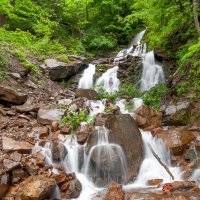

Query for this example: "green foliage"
[117,84,141,99]
[61,109,95,133]
[143,84,168,110]
[0,48,9,78]
[125,103,134,111]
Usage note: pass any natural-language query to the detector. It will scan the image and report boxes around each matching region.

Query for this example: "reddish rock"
[61,125,71,134]
[51,121,59,132]
[60,182,70,192]
[0,85,27,105]
[12,168,28,184]
[195,141,200,151]
[135,106,162,129]
[39,126,49,138]
[147,179,163,187]
[76,130,90,144]
[52,173,67,184]
[2,136,34,154]
[104,181,125,200]
[156,128,196,155]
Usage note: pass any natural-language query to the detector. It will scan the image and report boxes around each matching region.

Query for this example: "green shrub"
[142,84,167,110]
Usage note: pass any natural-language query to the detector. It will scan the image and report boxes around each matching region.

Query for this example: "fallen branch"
[148,144,174,180]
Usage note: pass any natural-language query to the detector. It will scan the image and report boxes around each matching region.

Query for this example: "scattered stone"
[12,168,28,184]
[9,175,56,200]
[135,106,162,129]
[52,173,67,184]
[10,72,21,79]
[6,110,16,116]
[58,99,72,106]
[10,151,22,162]
[15,97,40,113]
[104,181,124,200]
[3,159,20,172]
[61,178,82,199]
[2,136,34,154]
[0,174,9,198]
[75,89,99,100]
[37,108,64,125]
[0,85,28,105]
[51,121,59,132]
[39,126,49,138]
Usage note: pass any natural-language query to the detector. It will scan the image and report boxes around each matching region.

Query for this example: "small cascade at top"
[140,51,165,91]
[114,30,146,63]
[78,64,96,89]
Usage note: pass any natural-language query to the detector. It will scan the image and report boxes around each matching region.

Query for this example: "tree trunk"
[193,0,200,36]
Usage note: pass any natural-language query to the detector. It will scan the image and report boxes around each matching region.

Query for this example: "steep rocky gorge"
[0,36,200,200]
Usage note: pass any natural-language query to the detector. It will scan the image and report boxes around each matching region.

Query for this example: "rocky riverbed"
[0,55,200,200]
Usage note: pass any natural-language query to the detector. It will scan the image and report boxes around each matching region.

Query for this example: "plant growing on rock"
[61,109,95,133]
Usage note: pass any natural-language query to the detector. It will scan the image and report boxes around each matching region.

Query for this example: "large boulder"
[0,85,27,105]
[105,114,144,181]
[75,89,98,100]
[161,101,193,126]
[2,136,34,154]
[135,106,162,130]
[44,58,88,81]
[37,108,65,125]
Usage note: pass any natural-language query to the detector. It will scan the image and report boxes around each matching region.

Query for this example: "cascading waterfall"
[84,127,129,186]
[140,51,165,91]
[78,64,96,89]
[33,30,183,200]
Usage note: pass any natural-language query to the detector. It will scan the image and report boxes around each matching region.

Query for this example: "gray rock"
[3,159,20,171]
[44,58,88,81]
[37,108,64,125]
[0,85,27,105]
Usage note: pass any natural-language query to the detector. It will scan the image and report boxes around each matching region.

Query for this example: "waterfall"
[96,66,120,93]
[78,64,96,89]
[140,51,165,91]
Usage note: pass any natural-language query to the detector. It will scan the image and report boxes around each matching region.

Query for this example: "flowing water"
[33,30,183,199]
[140,51,165,91]
[78,64,96,89]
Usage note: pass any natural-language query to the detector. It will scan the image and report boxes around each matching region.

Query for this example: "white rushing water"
[96,66,120,93]
[140,51,165,91]
[78,64,96,89]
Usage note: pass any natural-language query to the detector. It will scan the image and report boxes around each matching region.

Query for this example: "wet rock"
[61,178,82,199]
[52,142,68,162]
[95,113,107,126]
[147,179,163,187]
[44,58,88,81]
[0,174,9,198]
[135,106,162,129]
[37,108,64,125]
[15,97,40,113]
[0,85,28,105]
[2,136,34,154]
[75,89,99,100]
[156,129,196,155]
[105,114,143,181]
[161,101,193,126]
[52,173,67,184]
[183,149,198,161]
[162,181,198,192]
[9,175,56,200]
[104,181,124,200]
